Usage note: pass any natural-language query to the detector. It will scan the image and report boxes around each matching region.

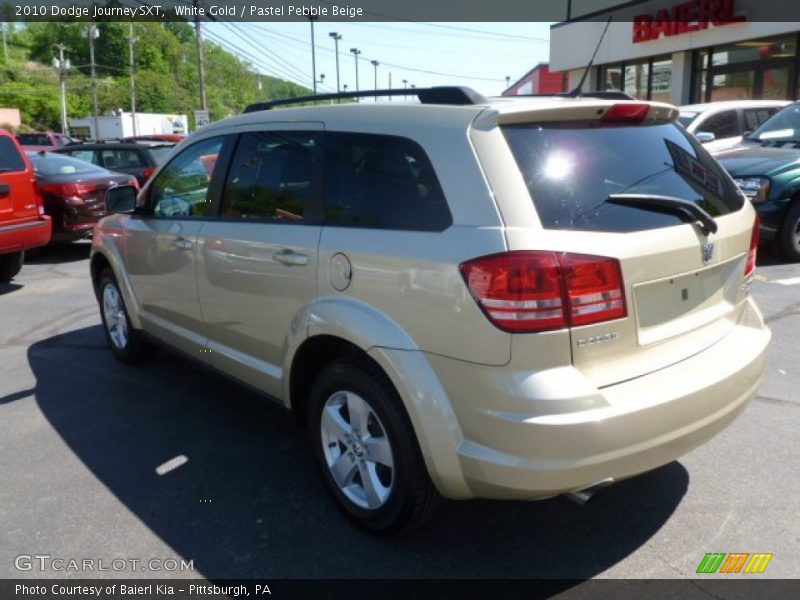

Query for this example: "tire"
[0,251,24,282]
[98,268,150,363]
[777,201,800,262]
[308,359,443,535]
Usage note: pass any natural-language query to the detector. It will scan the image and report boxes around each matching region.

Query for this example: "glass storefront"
[598,55,672,101]
[692,34,800,102]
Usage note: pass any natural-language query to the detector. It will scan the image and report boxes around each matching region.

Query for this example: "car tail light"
[459,251,626,333]
[38,182,100,198]
[745,215,760,277]
[600,103,650,123]
[141,167,155,181]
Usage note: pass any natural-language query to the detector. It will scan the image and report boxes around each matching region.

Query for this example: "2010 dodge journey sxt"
[89,87,770,534]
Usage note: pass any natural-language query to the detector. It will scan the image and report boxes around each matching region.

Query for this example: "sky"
[204,22,555,97]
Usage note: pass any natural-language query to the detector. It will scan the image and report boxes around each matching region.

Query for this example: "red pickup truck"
[0,130,52,282]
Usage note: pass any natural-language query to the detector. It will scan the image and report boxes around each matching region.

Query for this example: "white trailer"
[69,112,188,140]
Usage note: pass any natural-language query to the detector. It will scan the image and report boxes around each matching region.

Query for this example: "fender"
[281,296,471,498]
[90,216,143,330]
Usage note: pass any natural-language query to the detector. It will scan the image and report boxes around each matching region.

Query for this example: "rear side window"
[699,110,739,138]
[323,132,451,231]
[101,149,145,169]
[65,149,97,163]
[222,131,317,221]
[148,146,174,166]
[16,133,50,146]
[0,137,26,172]
[502,122,743,233]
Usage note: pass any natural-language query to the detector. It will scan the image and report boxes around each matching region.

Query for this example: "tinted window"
[323,132,451,231]
[743,108,774,131]
[0,137,26,172]
[221,131,315,221]
[27,152,104,176]
[699,110,739,138]
[101,148,145,169]
[64,149,97,163]
[678,113,698,128]
[151,137,224,218]
[148,146,174,166]
[16,133,51,146]
[501,122,743,233]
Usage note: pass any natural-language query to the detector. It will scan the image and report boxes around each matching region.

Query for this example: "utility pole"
[371,60,379,102]
[54,44,70,135]
[350,48,361,99]
[87,25,100,138]
[388,72,392,101]
[129,24,137,136]
[309,16,318,94]
[194,1,208,112]
[402,79,407,99]
[328,32,341,92]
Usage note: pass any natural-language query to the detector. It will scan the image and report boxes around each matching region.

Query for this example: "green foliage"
[1,23,312,131]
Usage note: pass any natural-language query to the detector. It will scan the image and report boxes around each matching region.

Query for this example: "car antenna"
[566,16,613,98]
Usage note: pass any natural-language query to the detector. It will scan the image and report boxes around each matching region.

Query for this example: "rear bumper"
[0,217,52,254]
[51,221,95,243]
[412,297,770,500]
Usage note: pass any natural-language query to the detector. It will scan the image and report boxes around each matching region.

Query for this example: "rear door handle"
[172,237,193,251]
[273,249,308,266]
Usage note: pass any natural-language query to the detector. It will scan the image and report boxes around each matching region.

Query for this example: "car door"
[196,124,323,398]
[123,135,230,356]
[0,132,38,238]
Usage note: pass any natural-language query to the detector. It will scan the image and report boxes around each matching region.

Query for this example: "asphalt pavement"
[0,241,798,580]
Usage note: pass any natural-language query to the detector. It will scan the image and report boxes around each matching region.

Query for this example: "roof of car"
[57,141,172,150]
[679,100,790,113]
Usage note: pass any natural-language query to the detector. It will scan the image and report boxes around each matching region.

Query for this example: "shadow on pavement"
[29,325,688,579]
[26,242,91,265]
[0,282,23,295]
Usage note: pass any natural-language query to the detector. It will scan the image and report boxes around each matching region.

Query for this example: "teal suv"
[714,102,800,261]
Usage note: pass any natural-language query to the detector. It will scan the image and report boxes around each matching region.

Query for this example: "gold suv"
[90,87,770,534]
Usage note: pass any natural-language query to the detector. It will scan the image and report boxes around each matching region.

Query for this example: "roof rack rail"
[244,86,488,113]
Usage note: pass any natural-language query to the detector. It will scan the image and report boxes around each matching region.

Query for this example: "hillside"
[0,22,311,131]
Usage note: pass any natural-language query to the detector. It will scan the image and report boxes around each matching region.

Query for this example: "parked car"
[678,100,788,147]
[55,140,175,186]
[27,151,137,243]
[122,134,186,143]
[16,131,74,152]
[89,87,770,534]
[713,102,800,261]
[0,130,51,281]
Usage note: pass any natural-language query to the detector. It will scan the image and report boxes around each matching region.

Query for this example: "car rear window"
[148,146,175,166]
[27,152,105,177]
[501,122,743,233]
[16,133,51,146]
[0,137,26,172]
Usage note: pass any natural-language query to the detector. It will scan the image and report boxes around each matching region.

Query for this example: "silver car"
[90,88,770,534]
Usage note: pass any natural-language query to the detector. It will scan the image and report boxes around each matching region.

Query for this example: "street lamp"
[328,32,342,93]
[86,25,100,138]
[350,48,361,99]
[370,60,379,102]
[309,16,318,94]
[402,78,407,99]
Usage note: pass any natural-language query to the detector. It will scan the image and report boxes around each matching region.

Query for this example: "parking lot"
[0,241,798,580]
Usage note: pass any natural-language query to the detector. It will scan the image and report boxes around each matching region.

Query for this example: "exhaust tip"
[565,477,615,505]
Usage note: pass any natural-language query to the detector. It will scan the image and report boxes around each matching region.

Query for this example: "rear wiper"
[607,193,718,235]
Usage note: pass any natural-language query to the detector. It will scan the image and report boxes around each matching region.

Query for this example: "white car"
[679,100,788,149]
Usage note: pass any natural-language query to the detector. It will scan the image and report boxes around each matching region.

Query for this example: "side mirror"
[695,131,716,144]
[105,185,138,213]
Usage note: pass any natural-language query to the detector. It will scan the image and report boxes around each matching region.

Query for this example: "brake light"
[600,103,650,123]
[142,167,155,181]
[745,215,760,277]
[459,252,627,333]
[38,182,99,198]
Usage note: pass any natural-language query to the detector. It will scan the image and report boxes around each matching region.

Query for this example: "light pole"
[328,32,341,93]
[505,75,511,91]
[402,79,407,99]
[370,60,379,101]
[53,44,70,135]
[129,24,137,136]
[350,48,361,99]
[309,16,318,94]
[86,25,100,138]
[193,0,208,113]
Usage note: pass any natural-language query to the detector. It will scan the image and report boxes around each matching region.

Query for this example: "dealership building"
[549,0,800,105]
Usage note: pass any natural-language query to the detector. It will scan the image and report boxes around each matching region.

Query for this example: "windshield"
[501,122,743,233]
[749,103,800,142]
[27,152,105,177]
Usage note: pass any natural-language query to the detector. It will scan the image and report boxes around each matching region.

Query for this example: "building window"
[598,55,671,101]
